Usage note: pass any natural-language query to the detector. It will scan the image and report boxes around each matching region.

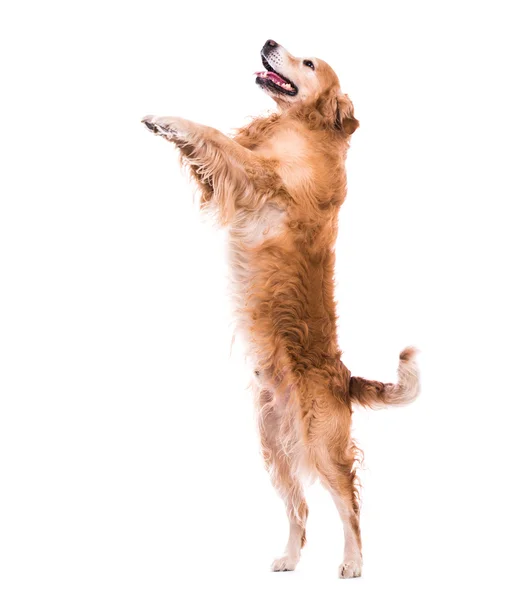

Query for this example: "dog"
[142,40,420,579]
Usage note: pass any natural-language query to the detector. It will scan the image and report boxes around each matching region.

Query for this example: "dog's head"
[255,40,359,135]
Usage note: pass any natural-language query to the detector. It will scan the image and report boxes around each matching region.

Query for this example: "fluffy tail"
[348,347,420,409]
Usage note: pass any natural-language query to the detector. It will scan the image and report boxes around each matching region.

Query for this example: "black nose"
[265,39,278,48]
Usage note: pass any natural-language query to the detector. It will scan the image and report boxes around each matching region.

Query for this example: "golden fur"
[142,41,420,578]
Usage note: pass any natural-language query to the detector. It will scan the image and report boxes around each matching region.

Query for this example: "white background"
[1,1,528,598]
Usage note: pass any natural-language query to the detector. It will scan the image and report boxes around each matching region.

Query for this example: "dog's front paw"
[338,557,363,578]
[271,555,299,572]
[141,115,189,141]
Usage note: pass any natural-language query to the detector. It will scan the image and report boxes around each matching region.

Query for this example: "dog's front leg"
[142,115,279,223]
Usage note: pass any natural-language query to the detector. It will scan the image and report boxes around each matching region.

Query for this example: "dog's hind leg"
[142,115,279,223]
[257,389,308,572]
[315,440,363,578]
[303,393,363,578]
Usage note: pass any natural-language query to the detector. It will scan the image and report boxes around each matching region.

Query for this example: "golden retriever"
[142,40,420,579]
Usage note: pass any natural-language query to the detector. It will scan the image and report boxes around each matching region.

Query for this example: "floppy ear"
[334,93,359,135]
[315,90,360,135]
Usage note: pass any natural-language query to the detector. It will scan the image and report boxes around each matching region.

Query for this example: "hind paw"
[271,555,298,572]
[339,558,362,578]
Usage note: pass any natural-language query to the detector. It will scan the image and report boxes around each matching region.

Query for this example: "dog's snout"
[262,39,281,58]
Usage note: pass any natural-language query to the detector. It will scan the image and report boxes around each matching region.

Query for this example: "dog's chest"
[255,129,312,192]
[225,128,310,357]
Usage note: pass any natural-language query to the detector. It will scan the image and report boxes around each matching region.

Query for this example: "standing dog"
[143,40,420,578]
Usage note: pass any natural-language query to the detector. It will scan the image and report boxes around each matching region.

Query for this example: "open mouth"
[255,54,298,96]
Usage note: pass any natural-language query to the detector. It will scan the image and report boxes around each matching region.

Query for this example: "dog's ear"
[334,93,359,135]
[317,90,359,135]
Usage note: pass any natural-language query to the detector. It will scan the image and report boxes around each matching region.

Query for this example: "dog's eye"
[303,60,315,70]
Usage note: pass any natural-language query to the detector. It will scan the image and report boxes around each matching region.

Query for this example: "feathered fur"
[349,347,420,408]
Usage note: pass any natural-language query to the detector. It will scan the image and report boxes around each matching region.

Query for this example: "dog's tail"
[348,347,420,409]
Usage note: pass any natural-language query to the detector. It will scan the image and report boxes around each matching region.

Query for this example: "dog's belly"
[227,202,287,368]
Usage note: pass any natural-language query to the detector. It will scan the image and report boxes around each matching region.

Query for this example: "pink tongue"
[268,71,287,85]
[255,70,288,85]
